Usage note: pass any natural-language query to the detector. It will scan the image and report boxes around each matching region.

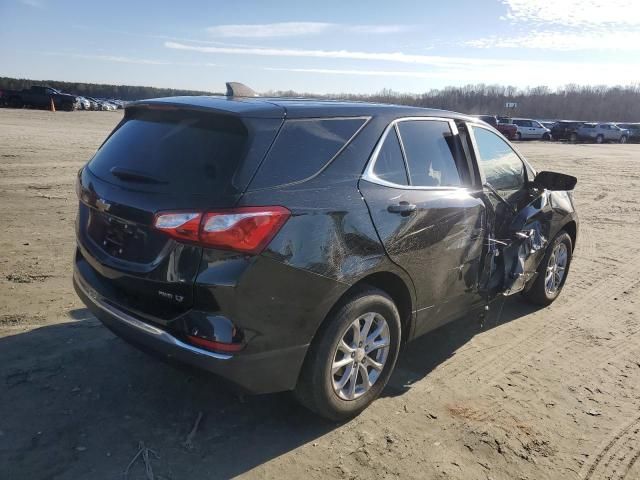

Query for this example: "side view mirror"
[533,171,577,191]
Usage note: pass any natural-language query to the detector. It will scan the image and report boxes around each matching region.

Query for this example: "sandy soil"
[1,109,639,480]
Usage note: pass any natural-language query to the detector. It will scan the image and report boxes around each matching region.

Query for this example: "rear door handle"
[387,202,417,214]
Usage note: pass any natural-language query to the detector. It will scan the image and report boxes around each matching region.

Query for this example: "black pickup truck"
[0,85,78,111]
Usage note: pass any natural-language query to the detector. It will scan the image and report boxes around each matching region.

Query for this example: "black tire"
[294,287,401,421]
[596,134,604,144]
[569,132,578,143]
[515,132,522,141]
[620,135,628,144]
[523,231,572,306]
[542,132,551,140]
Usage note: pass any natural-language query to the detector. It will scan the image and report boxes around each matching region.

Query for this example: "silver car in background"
[574,123,629,143]
[512,118,552,140]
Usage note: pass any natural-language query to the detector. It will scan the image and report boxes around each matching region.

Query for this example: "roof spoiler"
[226,82,259,98]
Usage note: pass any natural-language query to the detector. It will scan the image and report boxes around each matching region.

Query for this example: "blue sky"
[1,0,639,94]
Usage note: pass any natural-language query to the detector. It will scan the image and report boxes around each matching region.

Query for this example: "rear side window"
[397,120,462,187]
[372,129,408,186]
[87,109,248,194]
[249,118,366,189]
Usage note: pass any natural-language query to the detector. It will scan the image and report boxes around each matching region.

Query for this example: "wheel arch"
[561,220,577,252]
[311,270,415,349]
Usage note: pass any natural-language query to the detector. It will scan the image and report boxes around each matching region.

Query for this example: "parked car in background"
[574,123,629,143]
[85,97,113,111]
[550,121,584,141]
[76,97,91,110]
[512,118,552,140]
[616,123,640,143]
[476,114,517,139]
[73,84,578,420]
[0,85,78,111]
[107,99,124,109]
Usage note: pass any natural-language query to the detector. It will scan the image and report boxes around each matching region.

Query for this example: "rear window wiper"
[109,167,168,184]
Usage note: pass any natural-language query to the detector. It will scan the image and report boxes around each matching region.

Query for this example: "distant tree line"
[0,77,216,101]
[268,84,640,122]
[2,77,639,121]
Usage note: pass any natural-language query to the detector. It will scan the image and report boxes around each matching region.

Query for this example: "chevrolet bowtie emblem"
[96,198,111,212]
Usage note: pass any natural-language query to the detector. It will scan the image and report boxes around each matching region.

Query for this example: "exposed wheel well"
[562,221,577,252]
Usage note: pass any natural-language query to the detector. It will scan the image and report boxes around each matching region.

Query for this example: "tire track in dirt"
[621,448,640,479]
[575,223,597,261]
[430,251,640,387]
[579,415,640,480]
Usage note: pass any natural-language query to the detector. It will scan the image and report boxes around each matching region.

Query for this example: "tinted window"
[472,126,525,191]
[372,129,408,185]
[250,118,366,189]
[397,120,462,187]
[88,109,248,194]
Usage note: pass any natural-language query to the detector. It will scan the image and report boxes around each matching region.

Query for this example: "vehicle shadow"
[0,296,538,479]
[386,295,540,395]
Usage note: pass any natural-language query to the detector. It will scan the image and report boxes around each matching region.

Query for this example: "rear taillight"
[154,212,202,243]
[153,206,290,254]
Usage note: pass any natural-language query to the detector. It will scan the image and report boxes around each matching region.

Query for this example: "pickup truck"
[0,85,78,111]
[476,114,518,140]
[573,123,630,144]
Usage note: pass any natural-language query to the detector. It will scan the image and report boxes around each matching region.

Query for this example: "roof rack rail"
[225,82,259,98]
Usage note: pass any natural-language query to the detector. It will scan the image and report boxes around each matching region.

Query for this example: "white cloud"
[165,41,531,68]
[466,30,640,51]
[264,67,449,79]
[465,0,640,51]
[264,64,640,86]
[165,41,640,86]
[206,22,411,38]
[501,0,640,27]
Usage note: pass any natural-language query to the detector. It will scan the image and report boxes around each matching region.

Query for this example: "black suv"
[74,86,578,420]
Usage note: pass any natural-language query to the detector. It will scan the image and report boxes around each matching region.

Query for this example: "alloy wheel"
[331,312,390,400]
[545,242,568,295]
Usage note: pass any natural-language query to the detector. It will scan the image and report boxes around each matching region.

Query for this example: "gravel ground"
[1,108,639,480]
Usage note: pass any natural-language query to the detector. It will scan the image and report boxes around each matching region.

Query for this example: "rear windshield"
[87,109,249,194]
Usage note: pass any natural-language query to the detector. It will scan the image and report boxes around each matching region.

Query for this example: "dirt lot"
[1,109,639,480]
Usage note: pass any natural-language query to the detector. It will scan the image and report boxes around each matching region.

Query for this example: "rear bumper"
[73,267,308,394]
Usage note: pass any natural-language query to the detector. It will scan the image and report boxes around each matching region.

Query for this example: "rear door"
[359,117,486,335]
[76,106,282,323]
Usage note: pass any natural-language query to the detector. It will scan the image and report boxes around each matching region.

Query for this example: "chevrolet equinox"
[74,83,578,420]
